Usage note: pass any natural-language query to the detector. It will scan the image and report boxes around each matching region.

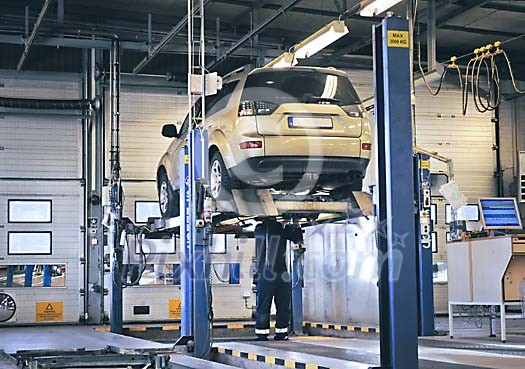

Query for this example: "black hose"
[0,97,92,110]
[462,59,474,116]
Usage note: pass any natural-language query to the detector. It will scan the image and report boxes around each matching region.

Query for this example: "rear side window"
[207,80,239,115]
[241,69,361,106]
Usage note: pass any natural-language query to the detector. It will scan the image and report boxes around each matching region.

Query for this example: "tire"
[158,170,179,218]
[209,152,232,200]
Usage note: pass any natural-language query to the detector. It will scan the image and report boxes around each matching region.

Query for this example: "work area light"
[292,20,349,59]
[265,52,298,69]
[265,20,349,68]
[359,0,403,17]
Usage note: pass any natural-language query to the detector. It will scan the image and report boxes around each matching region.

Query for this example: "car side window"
[179,98,203,137]
[207,81,239,115]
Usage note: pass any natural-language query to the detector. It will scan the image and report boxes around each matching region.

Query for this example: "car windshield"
[241,69,362,106]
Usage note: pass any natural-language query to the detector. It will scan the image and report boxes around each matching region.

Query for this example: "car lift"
[104,9,420,369]
[371,15,419,369]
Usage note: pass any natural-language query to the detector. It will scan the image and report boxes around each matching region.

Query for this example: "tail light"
[342,105,364,118]
[362,143,372,151]
[240,141,263,150]
[239,101,279,117]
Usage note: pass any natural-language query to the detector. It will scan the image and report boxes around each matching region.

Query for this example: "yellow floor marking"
[227,324,244,329]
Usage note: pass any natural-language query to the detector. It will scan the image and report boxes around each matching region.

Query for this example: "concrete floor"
[0,323,523,369]
[0,326,172,354]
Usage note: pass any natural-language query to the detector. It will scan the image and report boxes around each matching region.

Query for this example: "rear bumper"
[227,156,369,187]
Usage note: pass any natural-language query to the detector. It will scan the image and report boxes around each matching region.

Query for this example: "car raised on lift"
[157,66,372,218]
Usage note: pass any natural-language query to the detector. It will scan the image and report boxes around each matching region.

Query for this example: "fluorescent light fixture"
[265,52,298,69]
[292,20,349,59]
[360,0,403,17]
[263,20,349,68]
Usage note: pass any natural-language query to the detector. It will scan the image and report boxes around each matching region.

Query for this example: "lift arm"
[413,145,455,180]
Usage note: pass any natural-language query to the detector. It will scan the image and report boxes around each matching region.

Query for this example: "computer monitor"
[445,204,480,224]
[479,198,523,230]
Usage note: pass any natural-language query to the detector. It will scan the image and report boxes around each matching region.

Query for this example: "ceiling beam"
[207,0,304,70]
[214,0,382,22]
[319,36,371,65]
[324,0,490,63]
[230,0,273,28]
[132,0,212,74]
[439,24,523,38]
[331,0,345,14]
[482,1,525,13]
[0,34,283,58]
[17,0,55,71]
[435,0,489,26]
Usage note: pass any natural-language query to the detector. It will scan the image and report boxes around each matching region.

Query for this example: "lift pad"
[147,189,372,235]
[219,188,371,218]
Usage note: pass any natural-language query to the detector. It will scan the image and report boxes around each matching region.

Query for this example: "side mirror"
[162,124,179,138]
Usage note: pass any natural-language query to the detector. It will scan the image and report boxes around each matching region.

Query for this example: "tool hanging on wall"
[416,22,524,115]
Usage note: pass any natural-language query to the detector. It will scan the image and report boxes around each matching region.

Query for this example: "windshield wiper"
[302,94,342,105]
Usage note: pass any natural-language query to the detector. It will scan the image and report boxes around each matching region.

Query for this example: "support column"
[427,0,436,72]
[372,15,419,369]
[190,129,211,358]
[291,245,305,334]
[415,154,435,336]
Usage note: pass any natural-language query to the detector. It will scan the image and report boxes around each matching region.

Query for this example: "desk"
[447,236,525,342]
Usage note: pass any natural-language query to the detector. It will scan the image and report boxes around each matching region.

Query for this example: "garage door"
[0,73,84,324]
[345,69,497,314]
[106,87,255,322]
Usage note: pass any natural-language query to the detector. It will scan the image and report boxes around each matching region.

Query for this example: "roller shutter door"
[346,69,496,315]
[0,73,84,324]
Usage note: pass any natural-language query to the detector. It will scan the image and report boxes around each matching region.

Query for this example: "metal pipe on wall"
[0,97,91,110]
[82,48,91,323]
[108,37,124,334]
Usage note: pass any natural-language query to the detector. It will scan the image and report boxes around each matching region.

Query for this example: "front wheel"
[209,152,232,200]
[158,171,179,218]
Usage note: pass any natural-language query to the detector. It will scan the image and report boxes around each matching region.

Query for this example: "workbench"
[447,236,525,342]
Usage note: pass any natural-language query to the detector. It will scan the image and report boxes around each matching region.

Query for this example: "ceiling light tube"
[359,0,403,17]
[292,20,349,59]
[265,52,298,68]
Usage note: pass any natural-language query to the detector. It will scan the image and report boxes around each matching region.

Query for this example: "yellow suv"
[157,67,372,217]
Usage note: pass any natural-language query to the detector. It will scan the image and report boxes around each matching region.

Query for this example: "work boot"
[256,334,269,341]
[274,333,288,341]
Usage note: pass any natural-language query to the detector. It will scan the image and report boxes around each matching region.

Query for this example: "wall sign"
[168,299,181,319]
[36,301,63,322]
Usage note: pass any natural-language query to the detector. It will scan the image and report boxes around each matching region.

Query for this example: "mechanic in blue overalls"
[254,219,303,341]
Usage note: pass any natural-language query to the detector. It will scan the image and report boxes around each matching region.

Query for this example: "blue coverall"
[254,220,302,340]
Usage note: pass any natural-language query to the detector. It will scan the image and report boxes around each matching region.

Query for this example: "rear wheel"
[158,170,179,218]
[209,152,232,200]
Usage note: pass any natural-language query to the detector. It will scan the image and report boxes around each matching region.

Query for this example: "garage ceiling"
[0,0,523,77]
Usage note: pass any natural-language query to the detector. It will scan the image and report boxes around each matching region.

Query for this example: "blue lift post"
[372,15,419,369]
[24,265,34,287]
[179,145,193,341]
[43,265,52,287]
[176,129,212,358]
[414,154,435,336]
[6,265,14,287]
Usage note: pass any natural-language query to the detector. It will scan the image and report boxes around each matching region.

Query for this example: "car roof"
[249,66,347,77]
[223,65,347,84]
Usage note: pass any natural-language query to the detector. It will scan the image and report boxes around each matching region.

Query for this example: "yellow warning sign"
[168,299,181,319]
[387,30,409,48]
[36,301,64,322]
[184,155,189,164]
[420,160,430,169]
